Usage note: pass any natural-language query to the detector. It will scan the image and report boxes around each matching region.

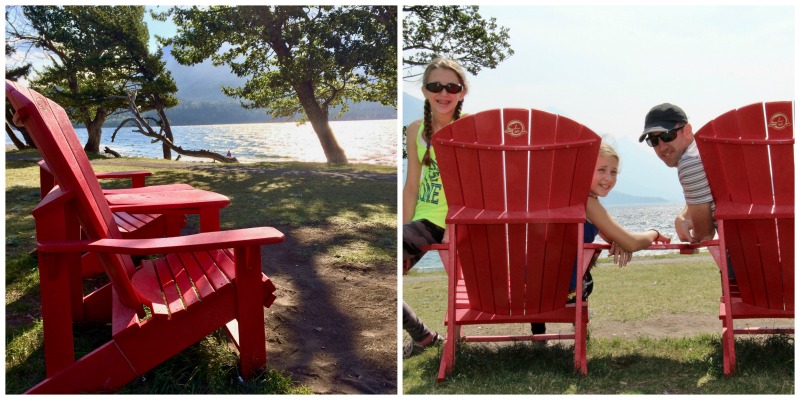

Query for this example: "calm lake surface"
[413,202,689,271]
[7,120,398,166]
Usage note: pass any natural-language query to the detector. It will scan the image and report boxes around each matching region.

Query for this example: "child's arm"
[586,197,665,253]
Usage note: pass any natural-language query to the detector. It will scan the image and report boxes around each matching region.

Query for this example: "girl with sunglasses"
[402,58,467,359]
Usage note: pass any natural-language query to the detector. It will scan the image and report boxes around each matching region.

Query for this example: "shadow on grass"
[6,159,397,393]
[404,334,794,394]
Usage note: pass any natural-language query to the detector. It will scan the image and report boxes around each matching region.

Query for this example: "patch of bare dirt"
[259,231,397,394]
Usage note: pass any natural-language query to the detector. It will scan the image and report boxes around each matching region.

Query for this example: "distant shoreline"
[5,147,398,168]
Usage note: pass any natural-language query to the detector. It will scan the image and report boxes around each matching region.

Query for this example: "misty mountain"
[125,46,396,126]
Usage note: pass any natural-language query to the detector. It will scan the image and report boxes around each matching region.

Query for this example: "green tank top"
[412,122,447,228]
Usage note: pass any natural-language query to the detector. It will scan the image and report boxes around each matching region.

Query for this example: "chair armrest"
[87,227,284,255]
[586,241,713,255]
[95,170,152,188]
[102,183,194,195]
[715,201,793,220]
[446,204,586,224]
[38,227,284,255]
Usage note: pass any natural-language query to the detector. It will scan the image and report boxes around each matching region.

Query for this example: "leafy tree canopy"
[403,6,514,79]
[163,5,396,122]
[6,6,178,152]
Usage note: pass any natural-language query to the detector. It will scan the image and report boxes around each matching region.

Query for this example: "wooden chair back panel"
[474,110,512,314]
[765,102,794,205]
[695,101,794,312]
[504,109,532,314]
[434,109,599,316]
[777,218,794,311]
[6,81,143,310]
[766,102,795,311]
[765,102,796,312]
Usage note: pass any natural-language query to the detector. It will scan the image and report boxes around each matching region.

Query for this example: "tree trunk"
[84,119,104,154]
[6,122,29,150]
[153,96,173,160]
[295,82,348,165]
[84,108,109,154]
[6,104,35,148]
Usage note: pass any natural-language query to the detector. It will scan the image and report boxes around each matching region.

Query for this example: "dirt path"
[260,237,397,394]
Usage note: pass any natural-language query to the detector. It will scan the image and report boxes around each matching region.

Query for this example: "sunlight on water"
[11,120,397,166]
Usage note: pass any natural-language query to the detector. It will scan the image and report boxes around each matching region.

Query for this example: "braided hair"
[420,58,468,167]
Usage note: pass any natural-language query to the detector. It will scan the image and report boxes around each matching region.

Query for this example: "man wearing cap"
[639,103,716,243]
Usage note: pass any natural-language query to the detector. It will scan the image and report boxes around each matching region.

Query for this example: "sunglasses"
[645,125,685,147]
[425,82,464,94]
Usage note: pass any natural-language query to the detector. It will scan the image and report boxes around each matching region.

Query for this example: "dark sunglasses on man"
[645,125,685,147]
[425,82,464,94]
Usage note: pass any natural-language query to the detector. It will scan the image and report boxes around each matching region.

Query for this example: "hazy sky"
[403,5,794,143]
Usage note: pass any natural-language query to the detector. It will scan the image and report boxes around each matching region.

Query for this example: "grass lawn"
[402,256,794,394]
[5,151,396,394]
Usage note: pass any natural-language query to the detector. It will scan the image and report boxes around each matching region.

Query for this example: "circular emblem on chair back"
[768,113,792,130]
[505,120,527,137]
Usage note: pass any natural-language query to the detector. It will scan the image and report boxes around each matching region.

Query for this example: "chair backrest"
[432,108,600,315]
[695,101,794,312]
[6,80,144,311]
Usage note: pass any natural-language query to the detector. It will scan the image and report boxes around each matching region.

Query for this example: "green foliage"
[6,6,178,152]
[162,6,396,164]
[403,6,514,79]
[166,6,397,120]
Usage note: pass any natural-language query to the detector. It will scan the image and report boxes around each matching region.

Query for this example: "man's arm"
[674,206,693,242]
[686,202,715,242]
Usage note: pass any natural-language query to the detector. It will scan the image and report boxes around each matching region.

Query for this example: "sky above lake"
[402,4,794,202]
[403,5,794,142]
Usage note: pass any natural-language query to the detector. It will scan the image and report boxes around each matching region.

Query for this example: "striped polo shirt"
[677,140,715,218]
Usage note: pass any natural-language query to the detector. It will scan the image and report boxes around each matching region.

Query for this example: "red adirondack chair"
[7,80,285,393]
[8,81,232,325]
[694,101,795,376]
[430,108,601,381]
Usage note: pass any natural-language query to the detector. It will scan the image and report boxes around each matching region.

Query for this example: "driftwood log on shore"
[103,146,121,158]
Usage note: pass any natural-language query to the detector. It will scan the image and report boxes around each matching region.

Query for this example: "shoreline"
[5,147,397,168]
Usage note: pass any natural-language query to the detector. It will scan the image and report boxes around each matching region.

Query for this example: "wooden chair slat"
[154,257,185,316]
[178,252,216,300]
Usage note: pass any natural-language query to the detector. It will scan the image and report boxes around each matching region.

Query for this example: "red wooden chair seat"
[695,101,794,376]
[431,108,601,381]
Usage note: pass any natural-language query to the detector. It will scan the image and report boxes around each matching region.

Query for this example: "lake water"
[8,120,398,166]
[412,202,689,271]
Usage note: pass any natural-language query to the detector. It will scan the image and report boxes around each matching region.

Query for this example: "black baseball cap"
[639,103,688,142]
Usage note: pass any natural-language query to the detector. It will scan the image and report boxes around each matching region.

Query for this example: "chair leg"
[437,322,457,382]
[25,341,138,394]
[721,309,736,376]
[575,303,588,375]
[234,246,267,378]
[38,252,77,377]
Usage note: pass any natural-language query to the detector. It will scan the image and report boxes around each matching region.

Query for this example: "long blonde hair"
[421,58,468,166]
